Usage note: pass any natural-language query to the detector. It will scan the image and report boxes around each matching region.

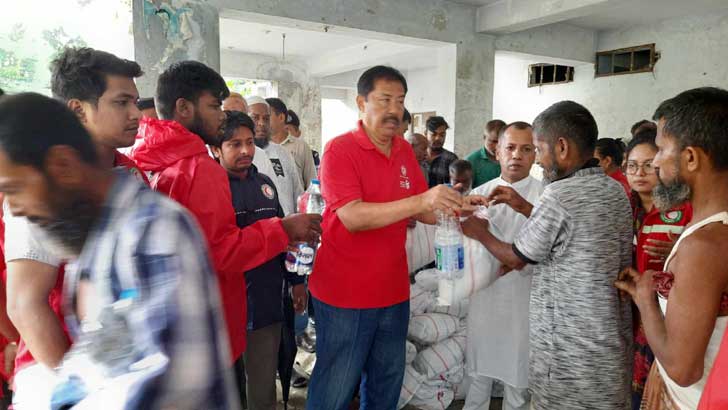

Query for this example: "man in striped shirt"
[0,93,238,409]
[462,101,633,410]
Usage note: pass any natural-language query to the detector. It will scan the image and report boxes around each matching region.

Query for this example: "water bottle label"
[435,244,464,272]
[298,246,315,265]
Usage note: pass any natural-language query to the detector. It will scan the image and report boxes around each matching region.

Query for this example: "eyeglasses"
[626,161,655,175]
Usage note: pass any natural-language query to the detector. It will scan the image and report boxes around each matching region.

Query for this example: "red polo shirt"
[609,169,631,199]
[310,121,428,309]
[635,202,692,272]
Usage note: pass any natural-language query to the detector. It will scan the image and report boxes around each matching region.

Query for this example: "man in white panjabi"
[463,122,542,410]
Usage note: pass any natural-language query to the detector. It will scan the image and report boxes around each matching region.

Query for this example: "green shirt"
[465,147,501,188]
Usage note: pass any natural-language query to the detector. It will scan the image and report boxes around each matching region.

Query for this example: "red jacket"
[131,118,289,362]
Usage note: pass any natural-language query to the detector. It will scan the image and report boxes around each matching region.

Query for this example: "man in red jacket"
[131,61,321,365]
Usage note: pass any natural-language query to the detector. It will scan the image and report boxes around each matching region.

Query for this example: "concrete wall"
[133,0,220,97]
[495,23,597,63]
[493,10,728,140]
[221,49,323,151]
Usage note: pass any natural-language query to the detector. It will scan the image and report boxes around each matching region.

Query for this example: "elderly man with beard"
[461,101,633,410]
[0,93,239,409]
[247,96,303,216]
[615,87,728,410]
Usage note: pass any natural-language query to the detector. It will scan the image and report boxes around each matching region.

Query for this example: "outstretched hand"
[614,267,657,308]
[487,186,533,217]
[461,215,490,241]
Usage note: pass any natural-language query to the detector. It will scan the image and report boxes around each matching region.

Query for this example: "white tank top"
[656,212,728,410]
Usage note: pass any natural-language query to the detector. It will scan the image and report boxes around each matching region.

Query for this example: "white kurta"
[466,175,544,389]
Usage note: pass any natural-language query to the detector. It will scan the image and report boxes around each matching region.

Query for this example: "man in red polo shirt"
[307,66,463,410]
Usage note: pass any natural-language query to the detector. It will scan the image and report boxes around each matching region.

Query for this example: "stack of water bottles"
[286,179,325,276]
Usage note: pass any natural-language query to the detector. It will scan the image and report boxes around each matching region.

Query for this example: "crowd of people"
[0,45,726,410]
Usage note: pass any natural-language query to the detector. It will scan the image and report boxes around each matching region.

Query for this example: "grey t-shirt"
[513,164,633,410]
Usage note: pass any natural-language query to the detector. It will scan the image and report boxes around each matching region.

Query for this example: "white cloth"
[464,374,529,410]
[12,363,63,410]
[252,146,276,182]
[3,201,62,266]
[656,211,728,410]
[406,222,436,273]
[260,142,303,216]
[466,176,544,389]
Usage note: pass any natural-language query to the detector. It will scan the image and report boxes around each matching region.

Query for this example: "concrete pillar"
[277,79,323,152]
[453,34,496,157]
[133,0,221,97]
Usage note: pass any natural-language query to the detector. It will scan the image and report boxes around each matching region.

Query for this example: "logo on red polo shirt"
[661,210,683,224]
[400,164,411,190]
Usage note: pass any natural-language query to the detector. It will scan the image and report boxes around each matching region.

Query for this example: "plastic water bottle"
[286,179,325,275]
[434,211,464,280]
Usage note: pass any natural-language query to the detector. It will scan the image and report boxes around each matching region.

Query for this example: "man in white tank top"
[615,87,728,410]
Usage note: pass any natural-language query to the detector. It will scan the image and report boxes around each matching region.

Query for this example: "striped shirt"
[59,170,238,410]
[513,162,633,410]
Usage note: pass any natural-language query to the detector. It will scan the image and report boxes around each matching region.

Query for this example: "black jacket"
[228,165,303,331]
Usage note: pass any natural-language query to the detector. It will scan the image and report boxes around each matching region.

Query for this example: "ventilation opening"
[595,43,658,77]
[528,64,574,87]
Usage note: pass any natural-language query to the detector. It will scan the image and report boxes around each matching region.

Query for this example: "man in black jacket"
[211,110,308,410]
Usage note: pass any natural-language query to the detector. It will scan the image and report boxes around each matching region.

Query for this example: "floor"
[271,349,503,410]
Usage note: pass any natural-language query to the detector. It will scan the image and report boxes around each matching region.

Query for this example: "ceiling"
[447,0,499,5]
[220,18,437,77]
[220,19,369,57]
[567,0,728,31]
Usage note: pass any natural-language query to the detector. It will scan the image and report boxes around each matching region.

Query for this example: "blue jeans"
[306,298,409,410]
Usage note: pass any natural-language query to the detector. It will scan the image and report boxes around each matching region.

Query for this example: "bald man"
[223,92,248,113]
[407,133,429,184]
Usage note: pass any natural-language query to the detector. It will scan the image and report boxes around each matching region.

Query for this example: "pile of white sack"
[399,269,471,410]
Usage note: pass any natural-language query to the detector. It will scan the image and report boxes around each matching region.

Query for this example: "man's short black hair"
[653,87,728,170]
[266,98,288,116]
[357,65,408,98]
[499,121,532,138]
[449,159,473,175]
[216,110,256,147]
[156,60,229,120]
[286,109,300,127]
[426,116,449,133]
[403,109,411,124]
[137,97,155,110]
[625,128,658,159]
[50,47,142,104]
[533,100,598,158]
[595,138,626,165]
[0,93,97,169]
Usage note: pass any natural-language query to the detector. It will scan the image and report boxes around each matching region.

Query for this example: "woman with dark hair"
[595,137,631,197]
[624,129,692,410]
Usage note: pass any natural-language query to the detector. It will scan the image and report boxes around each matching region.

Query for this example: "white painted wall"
[493,10,728,140]
[321,87,359,150]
